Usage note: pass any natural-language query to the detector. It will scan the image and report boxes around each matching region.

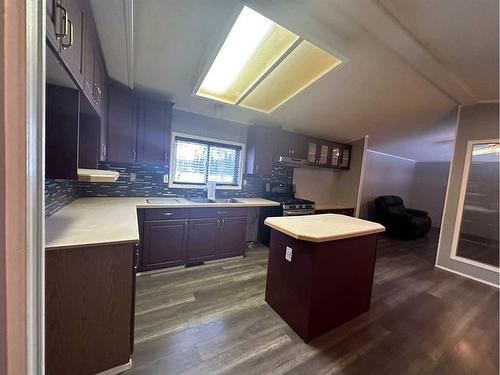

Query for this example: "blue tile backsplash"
[45,162,293,217]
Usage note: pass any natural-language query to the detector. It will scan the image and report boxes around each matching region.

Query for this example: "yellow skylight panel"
[196,6,299,104]
[195,6,344,112]
[239,41,342,113]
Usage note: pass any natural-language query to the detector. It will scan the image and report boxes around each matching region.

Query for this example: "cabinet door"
[59,0,84,87]
[217,217,247,258]
[93,57,107,115]
[187,219,218,263]
[107,84,138,163]
[289,133,308,159]
[330,145,341,168]
[318,143,330,165]
[83,15,95,101]
[308,142,317,164]
[136,99,172,164]
[340,146,351,169]
[46,0,60,50]
[246,126,277,176]
[142,220,188,271]
[78,114,100,169]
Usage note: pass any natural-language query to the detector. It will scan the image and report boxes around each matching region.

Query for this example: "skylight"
[195,6,343,113]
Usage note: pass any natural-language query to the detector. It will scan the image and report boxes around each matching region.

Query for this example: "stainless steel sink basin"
[188,198,217,203]
[187,197,243,204]
[215,198,242,203]
[147,198,183,204]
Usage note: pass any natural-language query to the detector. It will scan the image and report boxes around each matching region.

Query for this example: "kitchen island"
[264,214,385,342]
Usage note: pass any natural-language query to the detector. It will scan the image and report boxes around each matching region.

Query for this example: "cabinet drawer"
[190,207,247,219]
[144,208,190,221]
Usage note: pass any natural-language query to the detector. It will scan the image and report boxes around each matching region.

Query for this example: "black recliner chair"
[374,196,431,239]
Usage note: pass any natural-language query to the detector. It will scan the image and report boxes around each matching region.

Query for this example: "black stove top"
[271,197,315,205]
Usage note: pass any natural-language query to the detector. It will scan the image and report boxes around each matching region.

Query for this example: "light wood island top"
[264,214,385,242]
[45,197,279,250]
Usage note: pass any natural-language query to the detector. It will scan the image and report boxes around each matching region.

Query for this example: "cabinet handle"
[132,150,136,162]
[93,86,102,104]
[61,19,74,49]
[162,212,173,216]
[216,218,221,229]
[55,2,68,39]
[217,211,227,214]
[221,218,225,230]
[164,153,168,164]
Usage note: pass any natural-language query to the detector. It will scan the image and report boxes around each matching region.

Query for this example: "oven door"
[283,209,315,216]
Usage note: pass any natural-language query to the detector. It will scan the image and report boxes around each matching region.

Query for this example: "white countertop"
[264,214,385,243]
[45,197,279,250]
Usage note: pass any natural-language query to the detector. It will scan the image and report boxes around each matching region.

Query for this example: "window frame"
[168,132,246,190]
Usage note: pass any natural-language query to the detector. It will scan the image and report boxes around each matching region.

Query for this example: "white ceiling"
[91,0,498,162]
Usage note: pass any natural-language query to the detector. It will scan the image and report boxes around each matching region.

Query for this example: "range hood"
[278,156,309,167]
[77,168,120,182]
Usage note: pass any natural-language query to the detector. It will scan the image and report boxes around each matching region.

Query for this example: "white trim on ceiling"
[123,0,134,89]
[366,149,416,162]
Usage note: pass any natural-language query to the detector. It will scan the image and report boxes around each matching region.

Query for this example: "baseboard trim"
[96,359,132,375]
[435,265,499,288]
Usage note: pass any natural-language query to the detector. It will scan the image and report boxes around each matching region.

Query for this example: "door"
[217,217,247,258]
[289,133,308,159]
[136,99,172,164]
[142,220,188,271]
[107,84,138,163]
[187,219,218,263]
[59,0,84,87]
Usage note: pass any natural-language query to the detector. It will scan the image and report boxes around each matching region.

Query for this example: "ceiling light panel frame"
[193,5,346,113]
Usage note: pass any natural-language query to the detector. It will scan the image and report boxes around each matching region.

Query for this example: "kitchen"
[35,0,499,375]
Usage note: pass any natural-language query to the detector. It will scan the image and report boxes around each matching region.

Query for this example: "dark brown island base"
[264,214,385,342]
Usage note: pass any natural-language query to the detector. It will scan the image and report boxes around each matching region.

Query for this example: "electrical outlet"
[285,246,293,262]
[163,174,169,184]
[129,173,136,182]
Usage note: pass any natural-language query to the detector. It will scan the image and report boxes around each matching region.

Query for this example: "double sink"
[146,197,243,205]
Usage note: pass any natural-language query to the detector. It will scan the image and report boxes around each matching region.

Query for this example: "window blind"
[172,136,242,186]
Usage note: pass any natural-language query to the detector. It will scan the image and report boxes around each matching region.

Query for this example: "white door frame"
[26,0,45,373]
[449,138,500,273]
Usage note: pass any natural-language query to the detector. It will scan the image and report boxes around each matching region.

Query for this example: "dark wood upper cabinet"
[78,114,100,169]
[187,219,219,263]
[246,125,279,176]
[136,99,173,165]
[58,0,84,87]
[142,219,188,271]
[46,84,80,180]
[107,84,138,163]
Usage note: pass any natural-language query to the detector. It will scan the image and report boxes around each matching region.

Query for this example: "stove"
[263,183,315,216]
[258,183,316,245]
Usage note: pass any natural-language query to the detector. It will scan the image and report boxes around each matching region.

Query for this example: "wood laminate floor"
[129,229,499,375]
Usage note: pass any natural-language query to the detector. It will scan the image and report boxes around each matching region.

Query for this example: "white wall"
[359,150,415,220]
[411,162,450,228]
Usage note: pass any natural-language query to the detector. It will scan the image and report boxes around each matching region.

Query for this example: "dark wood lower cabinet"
[187,218,219,263]
[142,219,188,271]
[140,208,248,270]
[45,242,136,375]
[218,217,247,258]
